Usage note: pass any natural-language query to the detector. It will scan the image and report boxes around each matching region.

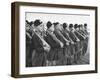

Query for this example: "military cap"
[34,19,42,27]
[62,23,67,29]
[46,21,52,29]
[69,23,73,28]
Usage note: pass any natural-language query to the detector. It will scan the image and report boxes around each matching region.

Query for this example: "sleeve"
[69,32,77,42]
[74,31,84,40]
[31,35,44,52]
[63,32,70,41]
[44,35,60,48]
[56,30,68,44]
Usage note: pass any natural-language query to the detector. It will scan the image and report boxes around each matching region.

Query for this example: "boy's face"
[31,24,34,29]
[26,24,30,31]
[80,25,84,30]
[49,25,54,32]
[37,23,43,32]
[26,26,30,31]
[26,22,30,31]
[56,24,62,30]
[69,27,73,31]
[66,26,69,31]
[76,27,79,31]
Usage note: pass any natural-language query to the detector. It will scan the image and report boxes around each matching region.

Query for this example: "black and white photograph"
[25,12,90,67]
[11,2,97,78]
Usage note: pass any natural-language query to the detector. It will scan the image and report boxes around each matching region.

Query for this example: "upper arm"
[32,35,44,52]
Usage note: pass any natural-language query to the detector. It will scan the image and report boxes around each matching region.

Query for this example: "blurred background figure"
[26,20,33,67]
[26,19,89,66]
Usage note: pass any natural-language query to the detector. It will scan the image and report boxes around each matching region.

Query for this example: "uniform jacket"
[31,33,44,53]
[61,29,71,43]
[44,31,61,49]
[54,29,67,44]
[78,30,86,38]
[68,30,77,43]
[74,30,84,41]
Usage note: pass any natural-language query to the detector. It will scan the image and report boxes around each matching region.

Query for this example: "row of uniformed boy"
[26,19,89,67]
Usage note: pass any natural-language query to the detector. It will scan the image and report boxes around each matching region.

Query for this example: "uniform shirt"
[74,30,84,41]
[44,31,61,49]
[54,29,67,45]
[78,30,86,38]
[61,29,71,42]
[68,30,77,43]
[31,33,44,53]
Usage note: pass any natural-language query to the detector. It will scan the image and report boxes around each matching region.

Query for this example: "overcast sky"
[26,12,90,30]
